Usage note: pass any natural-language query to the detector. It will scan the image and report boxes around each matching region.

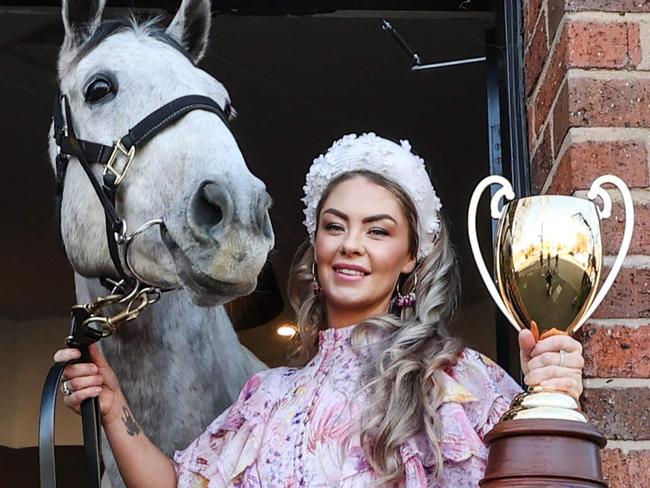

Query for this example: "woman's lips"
[332,264,369,282]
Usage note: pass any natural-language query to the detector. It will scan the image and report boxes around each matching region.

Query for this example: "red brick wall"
[524,1,650,486]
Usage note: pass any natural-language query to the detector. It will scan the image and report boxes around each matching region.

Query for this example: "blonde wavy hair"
[287,170,462,484]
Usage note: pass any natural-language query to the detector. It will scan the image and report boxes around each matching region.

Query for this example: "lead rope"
[40,307,102,488]
[40,280,162,488]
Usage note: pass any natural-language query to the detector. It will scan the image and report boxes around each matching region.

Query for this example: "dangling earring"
[312,262,322,297]
[396,272,417,309]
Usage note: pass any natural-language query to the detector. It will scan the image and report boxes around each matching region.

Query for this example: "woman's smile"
[332,263,370,281]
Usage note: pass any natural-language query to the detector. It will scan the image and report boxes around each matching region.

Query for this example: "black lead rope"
[40,307,103,488]
[41,92,231,488]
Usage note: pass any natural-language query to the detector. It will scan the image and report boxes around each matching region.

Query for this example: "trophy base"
[479,419,607,488]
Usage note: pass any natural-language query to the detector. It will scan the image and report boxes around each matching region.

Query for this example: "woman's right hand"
[54,342,124,426]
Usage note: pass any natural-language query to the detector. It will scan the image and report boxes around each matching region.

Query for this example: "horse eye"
[85,77,115,103]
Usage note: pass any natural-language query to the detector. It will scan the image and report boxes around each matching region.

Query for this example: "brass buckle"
[103,138,135,187]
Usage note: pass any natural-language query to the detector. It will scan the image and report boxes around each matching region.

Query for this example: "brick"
[526,11,549,96]
[629,22,642,66]
[546,139,649,194]
[531,125,554,193]
[565,21,640,69]
[569,139,648,187]
[528,101,536,148]
[532,27,568,135]
[568,77,650,128]
[552,81,570,151]
[578,323,650,377]
[525,0,544,46]
[531,21,640,135]
[592,266,650,319]
[548,0,566,42]
[581,387,650,439]
[602,448,650,487]
[603,199,650,255]
[567,0,650,12]
[546,148,573,194]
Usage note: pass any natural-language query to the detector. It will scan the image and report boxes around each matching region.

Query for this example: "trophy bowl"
[496,196,601,337]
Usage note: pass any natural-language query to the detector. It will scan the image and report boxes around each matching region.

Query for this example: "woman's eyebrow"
[322,208,349,221]
[362,214,397,225]
[322,208,397,225]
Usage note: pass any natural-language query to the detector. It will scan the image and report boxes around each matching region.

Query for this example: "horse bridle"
[40,92,232,488]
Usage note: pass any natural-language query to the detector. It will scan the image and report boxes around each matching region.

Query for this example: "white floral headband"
[302,133,442,260]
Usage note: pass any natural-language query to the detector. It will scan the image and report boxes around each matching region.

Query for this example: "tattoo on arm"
[121,406,141,436]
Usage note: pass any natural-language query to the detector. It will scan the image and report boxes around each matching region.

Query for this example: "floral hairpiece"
[302,133,442,260]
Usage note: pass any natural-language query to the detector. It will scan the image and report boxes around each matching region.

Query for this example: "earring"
[312,262,322,297]
[396,272,417,309]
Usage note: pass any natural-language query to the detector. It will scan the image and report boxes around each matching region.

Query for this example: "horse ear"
[61,0,107,48]
[166,0,212,63]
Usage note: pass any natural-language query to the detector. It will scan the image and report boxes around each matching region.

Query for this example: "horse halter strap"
[52,92,231,284]
[41,93,232,488]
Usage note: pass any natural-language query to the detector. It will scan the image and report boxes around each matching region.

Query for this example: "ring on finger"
[558,349,566,368]
[61,380,73,396]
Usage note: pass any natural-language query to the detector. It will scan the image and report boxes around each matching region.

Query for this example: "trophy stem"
[501,388,589,422]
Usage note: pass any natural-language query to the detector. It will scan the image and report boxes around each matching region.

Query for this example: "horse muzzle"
[160,179,274,305]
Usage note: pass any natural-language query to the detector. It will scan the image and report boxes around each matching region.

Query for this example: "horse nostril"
[201,184,225,225]
[256,191,273,238]
[189,181,233,239]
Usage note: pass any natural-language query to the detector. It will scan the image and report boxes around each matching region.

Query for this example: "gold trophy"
[468,175,634,487]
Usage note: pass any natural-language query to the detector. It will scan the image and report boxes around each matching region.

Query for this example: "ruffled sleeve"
[447,349,523,439]
[400,348,523,487]
[173,368,288,488]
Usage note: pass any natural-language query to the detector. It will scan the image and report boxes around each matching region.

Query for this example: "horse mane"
[67,16,192,70]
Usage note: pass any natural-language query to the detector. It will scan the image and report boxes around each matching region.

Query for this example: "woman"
[54,133,584,487]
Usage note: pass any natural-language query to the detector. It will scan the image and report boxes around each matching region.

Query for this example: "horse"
[49,1,273,486]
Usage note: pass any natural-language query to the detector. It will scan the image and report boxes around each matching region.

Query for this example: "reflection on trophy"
[468,175,634,487]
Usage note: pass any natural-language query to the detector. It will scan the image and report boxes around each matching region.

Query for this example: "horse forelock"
[62,16,193,75]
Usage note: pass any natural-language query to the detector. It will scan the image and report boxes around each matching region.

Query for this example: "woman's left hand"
[518,329,585,401]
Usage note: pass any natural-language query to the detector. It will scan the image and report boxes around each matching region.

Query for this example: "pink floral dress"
[174,326,522,487]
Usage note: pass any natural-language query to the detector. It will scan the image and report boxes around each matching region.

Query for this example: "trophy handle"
[573,175,635,333]
[467,175,522,331]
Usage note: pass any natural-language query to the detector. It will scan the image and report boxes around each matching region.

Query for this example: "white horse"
[49,1,272,486]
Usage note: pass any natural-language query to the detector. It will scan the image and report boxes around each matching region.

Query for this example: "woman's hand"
[518,329,585,400]
[53,343,124,426]
[56,344,178,488]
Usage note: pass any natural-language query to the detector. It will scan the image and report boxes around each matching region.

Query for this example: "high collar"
[318,325,356,349]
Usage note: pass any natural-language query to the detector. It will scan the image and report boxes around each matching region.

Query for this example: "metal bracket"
[103,138,136,187]
[381,19,486,72]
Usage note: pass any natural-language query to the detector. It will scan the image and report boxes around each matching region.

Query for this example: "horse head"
[50,0,275,306]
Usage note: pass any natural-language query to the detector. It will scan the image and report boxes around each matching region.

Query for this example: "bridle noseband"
[40,92,233,488]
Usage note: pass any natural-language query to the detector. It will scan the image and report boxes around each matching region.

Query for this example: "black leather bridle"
[39,92,232,488]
